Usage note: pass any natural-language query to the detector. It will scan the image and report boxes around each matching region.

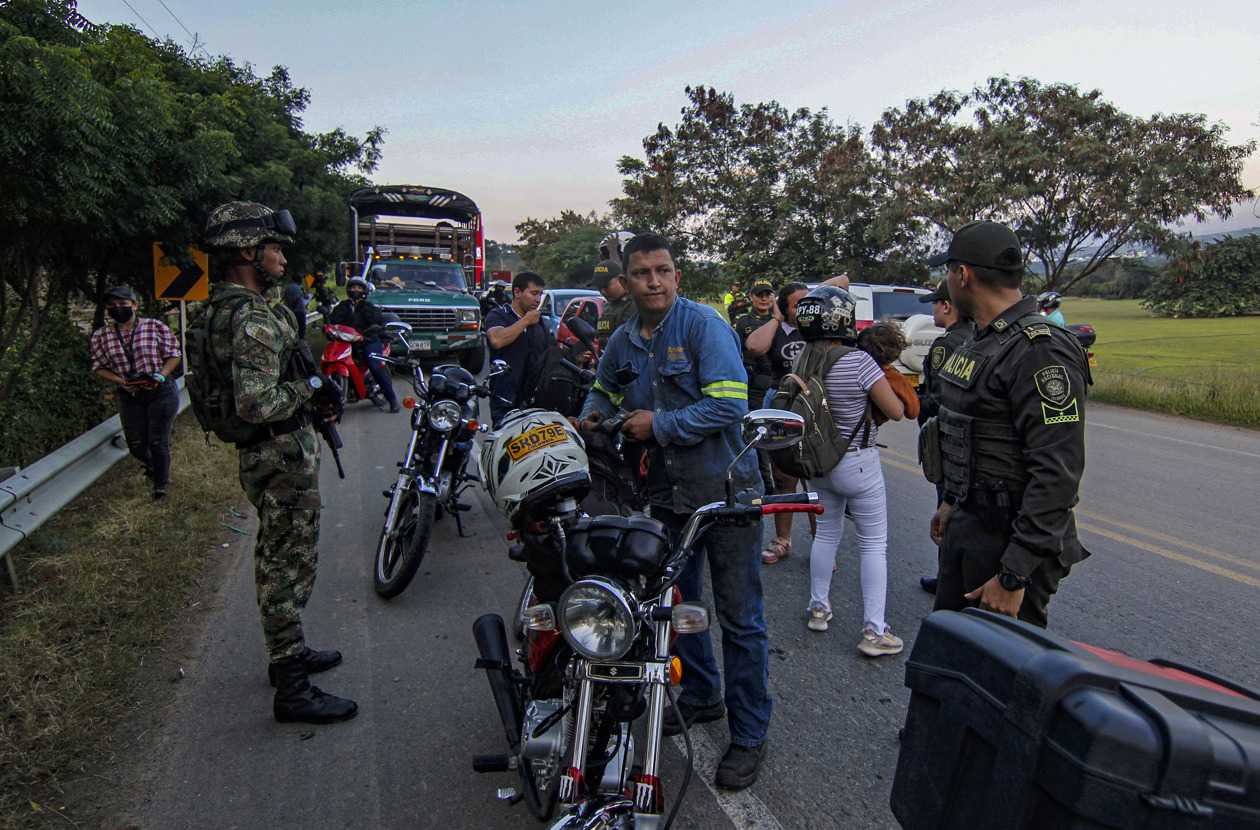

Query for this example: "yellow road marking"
[877,448,1260,588]
[1076,509,1260,574]
[1075,521,1260,589]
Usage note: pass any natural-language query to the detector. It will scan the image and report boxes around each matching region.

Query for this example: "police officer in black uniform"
[732,278,776,492]
[916,279,975,594]
[591,259,633,347]
[925,221,1090,628]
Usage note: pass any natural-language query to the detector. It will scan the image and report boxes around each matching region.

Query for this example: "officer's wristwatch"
[307,375,324,391]
[998,568,1032,592]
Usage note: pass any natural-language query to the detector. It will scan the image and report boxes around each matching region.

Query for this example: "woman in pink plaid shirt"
[90,286,182,500]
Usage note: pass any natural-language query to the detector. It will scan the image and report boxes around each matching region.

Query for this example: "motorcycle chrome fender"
[547,795,637,830]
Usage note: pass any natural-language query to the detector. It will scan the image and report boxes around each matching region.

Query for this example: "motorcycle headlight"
[559,577,637,661]
[427,400,463,431]
[458,308,479,326]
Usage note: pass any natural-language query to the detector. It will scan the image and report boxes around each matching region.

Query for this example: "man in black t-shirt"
[485,271,548,425]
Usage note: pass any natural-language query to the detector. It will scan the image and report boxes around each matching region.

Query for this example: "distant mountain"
[1068,227,1260,261]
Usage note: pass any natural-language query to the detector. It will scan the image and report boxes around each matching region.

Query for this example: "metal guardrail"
[0,380,190,591]
[0,310,321,591]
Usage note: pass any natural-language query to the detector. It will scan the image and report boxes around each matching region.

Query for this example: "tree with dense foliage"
[871,76,1255,292]
[1142,234,1260,318]
[613,86,900,288]
[0,0,384,459]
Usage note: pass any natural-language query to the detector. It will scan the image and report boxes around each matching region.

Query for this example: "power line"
[118,0,160,41]
[152,0,210,57]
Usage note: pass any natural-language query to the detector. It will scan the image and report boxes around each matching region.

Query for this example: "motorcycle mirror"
[566,317,598,355]
[742,408,805,450]
[488,358,510,378]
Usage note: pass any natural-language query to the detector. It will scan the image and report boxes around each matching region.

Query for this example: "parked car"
[538,288,600,337]
[557,296,605,346]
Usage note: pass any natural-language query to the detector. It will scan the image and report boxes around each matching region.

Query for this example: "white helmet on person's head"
[478,409,590,527]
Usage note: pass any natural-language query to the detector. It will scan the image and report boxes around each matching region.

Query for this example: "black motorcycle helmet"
[794,285,858,342]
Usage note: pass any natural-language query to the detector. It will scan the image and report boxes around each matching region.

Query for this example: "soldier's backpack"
[769,342,873,480]
[185,296,259,444]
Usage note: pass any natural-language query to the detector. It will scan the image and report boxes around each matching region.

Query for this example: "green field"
[1071,299,1260,427]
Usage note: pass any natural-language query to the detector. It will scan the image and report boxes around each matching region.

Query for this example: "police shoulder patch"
[1024,324,1052,339]
[1042,399,1080,425]
[930,345,946,370]
[1033,365,1071,406]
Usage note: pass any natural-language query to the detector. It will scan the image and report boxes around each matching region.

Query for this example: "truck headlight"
[458,309,479,327]
[559,577,636,661]
[427,400,462,431]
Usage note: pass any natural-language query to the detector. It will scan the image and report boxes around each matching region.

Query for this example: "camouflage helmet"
[204,202,296,249]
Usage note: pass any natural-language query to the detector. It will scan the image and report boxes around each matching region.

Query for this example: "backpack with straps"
[185,295,259,444]
[769,341,873,480]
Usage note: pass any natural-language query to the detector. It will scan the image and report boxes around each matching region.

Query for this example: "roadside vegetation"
[1081,299,1260,428]
[0,414,241,829]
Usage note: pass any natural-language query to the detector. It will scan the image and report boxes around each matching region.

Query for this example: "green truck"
[339,185,486,372]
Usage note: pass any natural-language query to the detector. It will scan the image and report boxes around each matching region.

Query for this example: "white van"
[810,282,942,387]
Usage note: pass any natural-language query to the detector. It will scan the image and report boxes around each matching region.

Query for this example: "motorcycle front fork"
[556,591,675,822]
[382,430,426,536]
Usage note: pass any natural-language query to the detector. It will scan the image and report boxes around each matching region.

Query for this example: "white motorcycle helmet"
[479,409,591,526]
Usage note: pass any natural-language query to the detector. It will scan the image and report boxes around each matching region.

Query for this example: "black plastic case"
[891,609,1260,828]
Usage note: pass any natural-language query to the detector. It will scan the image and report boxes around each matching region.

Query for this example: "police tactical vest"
[932,313,1048,502]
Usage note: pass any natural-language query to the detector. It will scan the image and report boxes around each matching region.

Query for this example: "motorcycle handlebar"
[755,493,820,506]
[761,504,824,515]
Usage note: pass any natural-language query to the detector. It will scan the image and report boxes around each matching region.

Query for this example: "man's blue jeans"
[657,509,771,747]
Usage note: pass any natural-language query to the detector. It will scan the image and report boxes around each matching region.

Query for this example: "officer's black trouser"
[933,501,1071,629]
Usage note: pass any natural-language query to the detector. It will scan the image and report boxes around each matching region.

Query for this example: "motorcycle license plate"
[410,339,432,351]
[902,373,919,388]
[505,424,569,461]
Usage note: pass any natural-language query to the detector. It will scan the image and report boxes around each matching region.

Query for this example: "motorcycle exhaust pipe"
[473,613,523,753]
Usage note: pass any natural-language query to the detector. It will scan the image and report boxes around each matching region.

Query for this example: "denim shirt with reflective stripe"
[581,297,762,513]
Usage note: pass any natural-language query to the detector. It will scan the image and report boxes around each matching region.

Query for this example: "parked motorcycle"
[320,322,392,409]
[373,320,509,598]
[473,408,819,828]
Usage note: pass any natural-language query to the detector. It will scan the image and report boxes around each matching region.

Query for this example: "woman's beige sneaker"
[807,604,832,632]
[858,627,904,657]
[761,536,791,564]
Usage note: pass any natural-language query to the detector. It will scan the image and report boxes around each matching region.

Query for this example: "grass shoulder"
[0,413,243,829]
[1072,299,1260,429]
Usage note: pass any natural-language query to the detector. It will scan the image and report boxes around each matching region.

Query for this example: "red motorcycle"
[320,324,391,408]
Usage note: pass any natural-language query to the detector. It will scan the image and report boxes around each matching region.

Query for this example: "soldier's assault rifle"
[292,340,346,479]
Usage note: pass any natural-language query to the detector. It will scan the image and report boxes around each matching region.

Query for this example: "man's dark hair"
[949,260,1022,288]
[856,321,910,366]
[513,270,545,293]
[621,233,675,270]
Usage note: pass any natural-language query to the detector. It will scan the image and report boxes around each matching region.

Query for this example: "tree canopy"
[1142,234,1260,318]
[612,85,898,286]
[870,77,1255,291]
[0,0,384,405]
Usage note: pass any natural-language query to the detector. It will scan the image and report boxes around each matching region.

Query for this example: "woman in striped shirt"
[792,289,907,657]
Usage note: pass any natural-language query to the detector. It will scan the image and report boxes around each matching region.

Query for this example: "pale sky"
[76,0,1260,242]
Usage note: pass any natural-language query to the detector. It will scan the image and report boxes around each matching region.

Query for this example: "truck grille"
[383,307,459,332]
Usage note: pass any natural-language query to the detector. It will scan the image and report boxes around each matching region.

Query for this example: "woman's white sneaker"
[807,604,832,632]
[858,627,904,657]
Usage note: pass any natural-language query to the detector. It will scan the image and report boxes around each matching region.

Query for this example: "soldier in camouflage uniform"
[203,201,357,724]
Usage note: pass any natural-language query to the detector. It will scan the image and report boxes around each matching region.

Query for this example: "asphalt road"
[107,389,1260,830]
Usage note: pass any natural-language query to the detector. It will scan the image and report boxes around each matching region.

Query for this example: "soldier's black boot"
[267,647,343,686]
[271,656,358,724]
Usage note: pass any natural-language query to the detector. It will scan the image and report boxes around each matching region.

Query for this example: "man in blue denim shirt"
[580,233,770,790]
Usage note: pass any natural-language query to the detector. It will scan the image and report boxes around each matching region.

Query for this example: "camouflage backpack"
[185,295,258,444]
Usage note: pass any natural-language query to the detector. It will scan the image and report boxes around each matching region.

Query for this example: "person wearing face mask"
[90,285,182,500]
[328,277,400,413]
